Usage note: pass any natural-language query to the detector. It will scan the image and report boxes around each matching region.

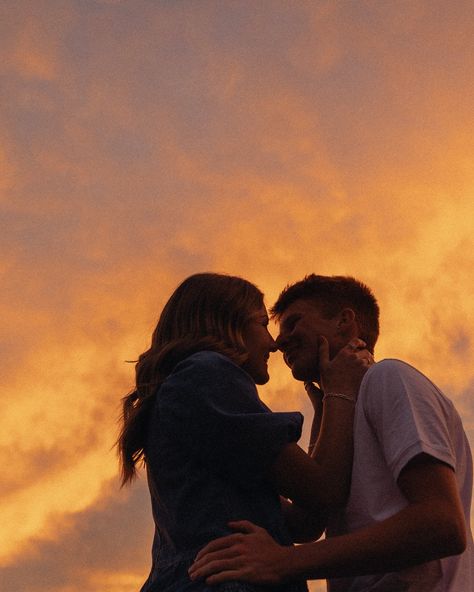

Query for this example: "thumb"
[228,520,260,534]
[318,335,329,369]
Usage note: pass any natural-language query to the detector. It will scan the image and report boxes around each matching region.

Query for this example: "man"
[189,275,473,591]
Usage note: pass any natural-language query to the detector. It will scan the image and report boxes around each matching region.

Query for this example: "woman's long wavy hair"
[117,272,264,486]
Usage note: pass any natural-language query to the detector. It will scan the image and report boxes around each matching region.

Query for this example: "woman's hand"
[319,336,374,399]
[188,520,291,585]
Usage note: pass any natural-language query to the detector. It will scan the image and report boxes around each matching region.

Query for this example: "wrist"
[323,392,356,403]
[277,545,299,583]
[305,382,324,409]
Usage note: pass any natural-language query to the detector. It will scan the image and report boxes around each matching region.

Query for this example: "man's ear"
[337,308,356,333]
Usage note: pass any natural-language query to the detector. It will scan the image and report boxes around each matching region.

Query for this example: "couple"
[118,273,473,592]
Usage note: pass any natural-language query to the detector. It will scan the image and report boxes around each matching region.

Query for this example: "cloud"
[1,1,68,81]
[1,2,474,590]
[0,479,153,592]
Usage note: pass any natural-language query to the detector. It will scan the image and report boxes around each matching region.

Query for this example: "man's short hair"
[271,275,380,352]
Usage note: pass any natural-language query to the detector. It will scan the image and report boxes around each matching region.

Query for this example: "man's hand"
[188,520,291,585]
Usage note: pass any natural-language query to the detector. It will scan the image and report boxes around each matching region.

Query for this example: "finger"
[190,547,240,574]
[189,557,241,581]
[194,534,242,561]
[317,335,329,367]
[346,338,366,351]
[354,350,374,364]
[227,520,260,534]
[206,570,245,585]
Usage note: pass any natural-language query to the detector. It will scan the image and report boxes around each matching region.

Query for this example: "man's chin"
[290,364,318,383]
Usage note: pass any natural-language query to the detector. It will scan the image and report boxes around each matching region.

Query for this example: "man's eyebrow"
[280,313,300,329]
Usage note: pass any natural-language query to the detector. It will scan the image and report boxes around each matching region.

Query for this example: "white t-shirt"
[327,359,473,592]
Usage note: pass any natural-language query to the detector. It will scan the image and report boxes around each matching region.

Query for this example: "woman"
[118,273,369,591]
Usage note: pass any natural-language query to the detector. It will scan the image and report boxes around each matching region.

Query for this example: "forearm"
[280,501,466,581]
[307,402,323,456]
[270,390,354,514]
[308,397,355,506]
[280,497,325,543]
[305,383,323,455]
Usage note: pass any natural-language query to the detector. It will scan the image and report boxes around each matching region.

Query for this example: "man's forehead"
[278,298,321,321]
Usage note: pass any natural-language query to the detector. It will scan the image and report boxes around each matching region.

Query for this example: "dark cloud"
[0,421,103,499]
[449,329,471,359]
[1,3,474,591]
[0,479,153,591]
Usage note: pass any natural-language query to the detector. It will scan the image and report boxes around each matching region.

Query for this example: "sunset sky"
[2,1,474,591]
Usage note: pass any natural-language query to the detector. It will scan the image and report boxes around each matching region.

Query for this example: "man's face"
[275,299,348,382]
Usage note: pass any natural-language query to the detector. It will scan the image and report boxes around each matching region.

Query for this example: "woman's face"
[241,305,277,384]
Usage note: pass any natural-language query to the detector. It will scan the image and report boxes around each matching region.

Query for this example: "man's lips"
[283,349,298,365]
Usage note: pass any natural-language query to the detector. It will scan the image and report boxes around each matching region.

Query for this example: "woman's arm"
[271,399,354,513]
[304,382,324,457]
[270,337,369,513]
[279,382,328,542]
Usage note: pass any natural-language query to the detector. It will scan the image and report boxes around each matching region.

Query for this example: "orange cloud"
[4,5,69,81]
[0,479,152,590]
[1,1,474,590]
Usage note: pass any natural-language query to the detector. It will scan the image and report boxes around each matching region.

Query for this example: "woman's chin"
[254,369,270,385]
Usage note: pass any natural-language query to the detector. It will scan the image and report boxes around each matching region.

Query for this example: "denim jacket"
[140,351,308,592]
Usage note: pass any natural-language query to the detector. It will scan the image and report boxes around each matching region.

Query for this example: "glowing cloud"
[2,2,474,591]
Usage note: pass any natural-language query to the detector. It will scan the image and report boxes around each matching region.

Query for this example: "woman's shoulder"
[175,350,242,377]
[185,350,237,368]
[157,350,258,412]
[160,350,253,394]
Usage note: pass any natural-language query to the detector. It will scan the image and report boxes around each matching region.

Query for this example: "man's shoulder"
[361,358,449,407]
[365,358,431,384]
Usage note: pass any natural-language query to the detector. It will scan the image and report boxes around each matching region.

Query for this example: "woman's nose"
[275,333,286,350]
[268,334,278,352]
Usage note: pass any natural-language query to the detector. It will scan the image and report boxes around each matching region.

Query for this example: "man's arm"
[189,454,467,584]
[285,455,466,579]
[280,497,325,543]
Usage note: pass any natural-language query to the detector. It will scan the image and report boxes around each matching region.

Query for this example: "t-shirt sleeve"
[158,351,303,484]
[361,360,456,480]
